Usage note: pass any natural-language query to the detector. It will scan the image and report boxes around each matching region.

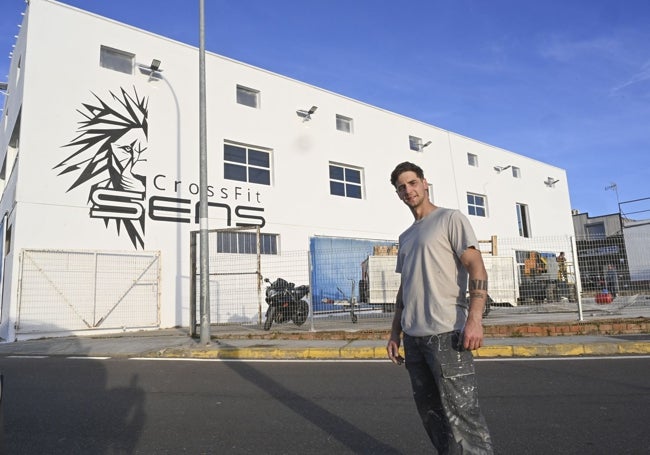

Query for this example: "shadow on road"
[222,357,402,454]
[0,326,145,454]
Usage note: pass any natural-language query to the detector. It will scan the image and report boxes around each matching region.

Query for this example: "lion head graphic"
[55,87,149,249]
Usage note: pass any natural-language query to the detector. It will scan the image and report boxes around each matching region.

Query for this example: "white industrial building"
[0,0,574,341]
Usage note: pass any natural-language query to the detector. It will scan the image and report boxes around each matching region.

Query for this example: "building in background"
[572,210,628,293]
[0,0,574,340]
[572,197,650,295]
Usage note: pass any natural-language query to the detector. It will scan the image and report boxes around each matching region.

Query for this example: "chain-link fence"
[13,230,649,338]
[191,230,650,332]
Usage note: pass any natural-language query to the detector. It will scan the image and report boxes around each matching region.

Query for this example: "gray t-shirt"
[395,207,479,337]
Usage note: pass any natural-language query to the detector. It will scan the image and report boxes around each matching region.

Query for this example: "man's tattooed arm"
[468,279,488,300]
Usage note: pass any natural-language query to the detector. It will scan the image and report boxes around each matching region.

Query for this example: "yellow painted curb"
[618,342,650,354]
[152,341,650,360]
[474,346,514,357]
[512,344,586,357]
[308,348,344,359]
[582,343,620,355]
[340,346,377,359]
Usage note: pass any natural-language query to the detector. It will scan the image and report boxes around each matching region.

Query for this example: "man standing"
[386,162,493,454]
[557,252,568,281]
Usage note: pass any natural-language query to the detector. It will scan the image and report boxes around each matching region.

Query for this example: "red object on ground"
[595,292,613,304]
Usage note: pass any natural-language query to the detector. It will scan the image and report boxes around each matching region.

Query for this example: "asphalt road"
[0,356,648,454]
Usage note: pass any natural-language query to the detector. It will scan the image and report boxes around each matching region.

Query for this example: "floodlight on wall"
[296,105,318,122]
[494,165,511,173]
[137,59,163,80]
[419,141,432,152]
[544,177,560,188]
[0,82,8,92]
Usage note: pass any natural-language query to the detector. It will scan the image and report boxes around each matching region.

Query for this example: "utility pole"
[198,0,211,344]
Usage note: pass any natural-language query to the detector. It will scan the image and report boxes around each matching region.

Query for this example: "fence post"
[256,226,262,325]
[570,235,584,321]
[510,255,518,306]
[93,252,99,327]
[308,248,315,332]
[189,231,197,337]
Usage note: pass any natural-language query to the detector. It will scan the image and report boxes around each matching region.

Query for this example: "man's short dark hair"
[390,161,425,187]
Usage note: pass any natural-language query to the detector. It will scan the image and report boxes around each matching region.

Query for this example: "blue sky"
[2,0,649,217]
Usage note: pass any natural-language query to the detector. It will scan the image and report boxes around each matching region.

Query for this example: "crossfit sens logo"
[55,87,148,249]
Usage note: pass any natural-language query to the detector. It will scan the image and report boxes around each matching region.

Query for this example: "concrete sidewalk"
[0,327,648,360]
[1,300,649,359]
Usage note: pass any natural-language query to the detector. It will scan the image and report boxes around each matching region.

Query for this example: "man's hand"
[462,317,484,351]
[386,338,404,365]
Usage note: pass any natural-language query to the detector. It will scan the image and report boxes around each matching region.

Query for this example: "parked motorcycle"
[263,277,310,330]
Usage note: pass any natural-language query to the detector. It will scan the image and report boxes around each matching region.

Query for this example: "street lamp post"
[198,0,211,344]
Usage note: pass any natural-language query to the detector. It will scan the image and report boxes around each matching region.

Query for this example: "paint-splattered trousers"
[404,331,493,454]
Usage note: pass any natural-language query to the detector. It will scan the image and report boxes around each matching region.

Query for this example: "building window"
[224,143,270,185]
[516,203,530,237]
[586,223,606,240]
[236,85,260,108]
[467,193,486,217]
[512,166,521,178]
[467,153,479,167]
[217,231,278,255]
[329,163,362,199]
[99,45,134,74]
[409,136,422,151]
[336,114,353,133]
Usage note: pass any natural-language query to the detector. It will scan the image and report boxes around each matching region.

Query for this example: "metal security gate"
[16,249,160,335]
